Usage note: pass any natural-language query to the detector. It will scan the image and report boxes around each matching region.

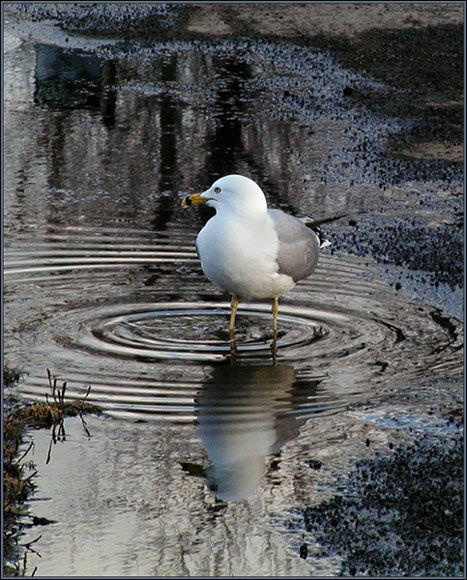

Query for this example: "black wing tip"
[304,210,368,228]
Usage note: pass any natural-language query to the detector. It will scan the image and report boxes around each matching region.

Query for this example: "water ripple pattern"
[4,224,462,424]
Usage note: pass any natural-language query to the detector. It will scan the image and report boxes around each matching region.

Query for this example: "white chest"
[196,213,295,299]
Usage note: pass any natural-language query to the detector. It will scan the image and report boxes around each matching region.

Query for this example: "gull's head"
[181,175,268,217]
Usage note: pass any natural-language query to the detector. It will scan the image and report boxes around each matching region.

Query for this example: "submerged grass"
[3,367,101,576]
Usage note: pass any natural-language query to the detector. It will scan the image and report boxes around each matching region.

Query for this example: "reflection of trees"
[12,42,374,232]
[34,44,103,110]
[154,54,180,231]
[204,58,252,180]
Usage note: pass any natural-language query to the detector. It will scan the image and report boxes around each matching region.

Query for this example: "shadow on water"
[4,34,463,575]
[35,44,117,127]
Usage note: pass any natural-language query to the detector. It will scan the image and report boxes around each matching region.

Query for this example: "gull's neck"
[215,193,269,223]
[217,205,268,227]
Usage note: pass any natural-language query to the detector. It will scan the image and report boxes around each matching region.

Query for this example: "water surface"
[4,28,462,576]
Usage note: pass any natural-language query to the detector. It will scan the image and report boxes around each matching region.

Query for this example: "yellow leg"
[229,294,239,332]
[272,297,279,333]
[270,336,278,364]
[270,297,279,363]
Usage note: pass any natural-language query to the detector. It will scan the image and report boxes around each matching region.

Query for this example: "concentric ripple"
[4,223,463,424]
[83,302,328,361]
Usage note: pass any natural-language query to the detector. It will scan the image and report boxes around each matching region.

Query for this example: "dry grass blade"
[17,441,34,464]
[82,385,92,401]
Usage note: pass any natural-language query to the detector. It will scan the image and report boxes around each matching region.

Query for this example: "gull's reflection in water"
[194,363,330,502]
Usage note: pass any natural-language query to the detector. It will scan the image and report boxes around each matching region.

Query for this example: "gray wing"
[268,209,320,282]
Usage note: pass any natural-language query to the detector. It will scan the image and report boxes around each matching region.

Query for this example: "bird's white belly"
[196,217,295,299]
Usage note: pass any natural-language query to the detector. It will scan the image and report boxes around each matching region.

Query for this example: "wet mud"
[295,434,463,576]
[3,3,463,577]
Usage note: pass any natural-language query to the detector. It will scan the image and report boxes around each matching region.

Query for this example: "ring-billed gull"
[181,174,329,334]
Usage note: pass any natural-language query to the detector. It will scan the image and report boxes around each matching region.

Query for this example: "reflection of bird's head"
[205,457,265,502]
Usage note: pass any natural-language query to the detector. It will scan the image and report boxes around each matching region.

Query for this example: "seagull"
[181,174,335,335]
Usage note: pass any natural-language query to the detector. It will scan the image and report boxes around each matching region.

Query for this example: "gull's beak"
[181,192,211,207]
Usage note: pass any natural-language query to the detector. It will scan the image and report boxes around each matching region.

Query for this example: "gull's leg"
[272,297,279,333]
[270,297,279,363]
[270,337,278,364]
[229,337,238,363]
[229,294,239,332]
[229,295,239,361]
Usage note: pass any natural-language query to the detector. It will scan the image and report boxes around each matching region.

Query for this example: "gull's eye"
[213,187,221,194]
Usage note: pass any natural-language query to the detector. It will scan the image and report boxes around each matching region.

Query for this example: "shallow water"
[4,25,463,576]
[5,217,461,424]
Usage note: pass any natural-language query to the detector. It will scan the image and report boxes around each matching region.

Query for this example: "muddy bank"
[296,432,464,577]
[191,2,464,154]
